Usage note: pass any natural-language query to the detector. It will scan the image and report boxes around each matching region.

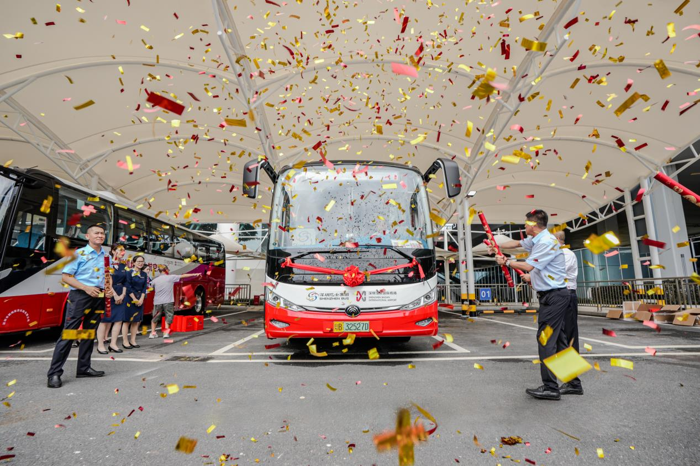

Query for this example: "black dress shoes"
[525,385,561,400]
[47,375,62,388]
[559,383,584,395]
[76,368,105,378]
[108,346,123,353]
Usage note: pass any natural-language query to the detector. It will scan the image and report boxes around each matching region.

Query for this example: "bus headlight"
[404,289,437,310]
[266,289,305,312]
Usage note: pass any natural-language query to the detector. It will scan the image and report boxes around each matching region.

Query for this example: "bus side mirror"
[242,159,279,198]
[423,158,462,198]
[242,160,260,198]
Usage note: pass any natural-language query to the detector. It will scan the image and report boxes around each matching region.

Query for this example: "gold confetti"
[543,347,592,383]
[62,329,95,340]
[410,134,426,145]
[6,380,16,387]
[465,121,473,138]
[597,448,605,459]
[672,225,681,233]
[175,436,198,454]
[225,118,247,127]
[408,364,416,369]
[166,384,179,394]
[429,212,446,227]
[613,92,650,117]
[368,348,379,360]
[538,325,553,346]
[667,22,676,38]
[206,424,216,434]
[653,59,671,79]
[326,383,337,391]
[521,38,547,52]
[324,200,335,211]
[583,343,593,351]
[610,358,634,370]
[134,431,140,439]
[474,363,484,370]
[73,100,95,111]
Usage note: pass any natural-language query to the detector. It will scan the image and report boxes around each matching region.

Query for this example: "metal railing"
[224,283,252,305]
[449,277,700,311]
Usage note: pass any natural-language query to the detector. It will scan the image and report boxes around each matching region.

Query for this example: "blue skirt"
[102,299,127,323]
[125,304,144,323]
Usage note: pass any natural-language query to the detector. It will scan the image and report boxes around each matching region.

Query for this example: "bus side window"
[115,210,148,252]
[55,188,112,242]
[11,207,47,252]
[149,221,174,257]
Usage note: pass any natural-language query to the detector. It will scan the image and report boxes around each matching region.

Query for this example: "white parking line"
[431,335,470,353]
[208,329,265,355]
[6,351,700,364]
[0,309,257,354]
[478,317,700,350]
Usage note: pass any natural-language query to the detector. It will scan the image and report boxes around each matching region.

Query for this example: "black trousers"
[537,288,570,390]
[48,290,104,377]
[564,289,582,388]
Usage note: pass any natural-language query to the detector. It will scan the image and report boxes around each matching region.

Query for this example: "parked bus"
[242,158,461,340]
[0,166,226,335]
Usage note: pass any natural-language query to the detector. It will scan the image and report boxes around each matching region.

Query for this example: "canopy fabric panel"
[1,0,697,225]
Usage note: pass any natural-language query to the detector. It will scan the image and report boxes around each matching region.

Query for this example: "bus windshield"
[0,174,17,239]
[269,164,433,251]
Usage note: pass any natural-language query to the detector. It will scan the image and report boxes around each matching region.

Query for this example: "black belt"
[537,287,566,299]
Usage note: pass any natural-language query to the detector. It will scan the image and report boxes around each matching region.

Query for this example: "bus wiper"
[355,244,416,262]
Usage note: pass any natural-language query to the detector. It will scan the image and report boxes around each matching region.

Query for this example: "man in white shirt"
[149,266,201,338]
[554,230,583,395]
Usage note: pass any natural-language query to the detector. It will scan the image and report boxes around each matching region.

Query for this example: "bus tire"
[194,288,206,314]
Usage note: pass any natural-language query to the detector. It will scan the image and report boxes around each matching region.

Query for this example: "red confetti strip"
[602,328,617,337]
[564,17,578,29]
[634,142,648,151]
[643,320,661,333]
[265,343,282,350]
[146,93,184,115]
[642,238,666,249]
[432,339,445,350]
[645,346,657,356]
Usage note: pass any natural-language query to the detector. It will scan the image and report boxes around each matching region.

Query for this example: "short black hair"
[86,223,106,233]
[525,209,548,228]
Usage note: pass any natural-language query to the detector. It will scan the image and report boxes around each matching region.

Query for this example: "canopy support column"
[457,205,468,315]
[640,177,662,283]
[623,190,644,280]
[463,201,476,317]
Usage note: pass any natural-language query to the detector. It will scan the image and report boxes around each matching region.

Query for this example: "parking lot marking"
[478,317,700,350]
[209,329,265,355]
[431,335,470,353]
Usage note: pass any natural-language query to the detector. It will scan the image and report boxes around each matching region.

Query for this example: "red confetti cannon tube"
[478,211,515,287]
[104,256,112,318]
[653,172,700,208]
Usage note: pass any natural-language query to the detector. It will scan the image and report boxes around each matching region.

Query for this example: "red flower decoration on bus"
[343,265,365,287]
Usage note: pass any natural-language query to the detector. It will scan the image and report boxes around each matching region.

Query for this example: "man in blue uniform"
[47,224,113,388]
[490,210,570,400]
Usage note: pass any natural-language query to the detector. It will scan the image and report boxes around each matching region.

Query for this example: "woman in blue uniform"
[122,255,149,349]
[96,244,126,354]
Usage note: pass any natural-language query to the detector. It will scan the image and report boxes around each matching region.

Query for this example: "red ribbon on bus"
[281,257,425,288]
[478,211,515,287]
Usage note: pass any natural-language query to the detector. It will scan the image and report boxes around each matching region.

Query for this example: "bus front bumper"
[264,301,438,339]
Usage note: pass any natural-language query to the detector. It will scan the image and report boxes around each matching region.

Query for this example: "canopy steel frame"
[212,0,277,161]
[0,96,112,192]
[457,0,581,206]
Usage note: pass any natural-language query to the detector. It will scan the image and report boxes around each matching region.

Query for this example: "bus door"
[0,176,58,330]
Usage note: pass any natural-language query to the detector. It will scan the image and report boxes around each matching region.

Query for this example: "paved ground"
[1,306,700,465]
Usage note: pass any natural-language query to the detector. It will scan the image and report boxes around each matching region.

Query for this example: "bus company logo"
[306,292,319,302]
[355,291,366,302]
[345,305,361,318]
[2,309,30,327]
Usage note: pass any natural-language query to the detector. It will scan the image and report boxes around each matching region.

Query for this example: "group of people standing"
[47,223,201,389]
[95,244,149,354]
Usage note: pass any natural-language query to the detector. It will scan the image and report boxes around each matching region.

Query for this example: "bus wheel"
[194,288,206,314]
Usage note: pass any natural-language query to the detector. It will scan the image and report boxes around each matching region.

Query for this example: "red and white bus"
[0,166,226,335]
[242,159,461,341]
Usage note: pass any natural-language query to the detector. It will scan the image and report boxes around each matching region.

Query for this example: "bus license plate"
[333,321,369,333]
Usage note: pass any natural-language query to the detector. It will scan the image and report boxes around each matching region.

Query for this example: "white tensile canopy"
[1,1,698,227]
